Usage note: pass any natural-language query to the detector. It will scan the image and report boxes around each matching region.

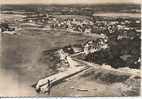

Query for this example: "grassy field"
[1,29,99,85]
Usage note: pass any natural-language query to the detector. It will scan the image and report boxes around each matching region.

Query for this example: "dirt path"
[49,69,122,96]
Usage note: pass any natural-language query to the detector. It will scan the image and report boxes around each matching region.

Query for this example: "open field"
[1,28,101,96]
[0,14,25,23]
[93,13,141,18]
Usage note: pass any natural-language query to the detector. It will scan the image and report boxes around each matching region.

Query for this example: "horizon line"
[1,2,140,5]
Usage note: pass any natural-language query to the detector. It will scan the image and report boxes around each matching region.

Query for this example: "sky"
[1,0,141,5]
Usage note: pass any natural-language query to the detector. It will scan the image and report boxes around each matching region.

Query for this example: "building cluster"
[22,13,141,38]
[0,22,15,32]
[49,16,94,33]
[83,16,141,69]
[84,38,108,55]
